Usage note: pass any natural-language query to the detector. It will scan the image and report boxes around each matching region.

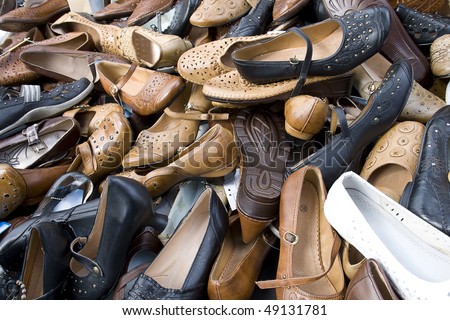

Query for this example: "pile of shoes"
[0,0,450,301]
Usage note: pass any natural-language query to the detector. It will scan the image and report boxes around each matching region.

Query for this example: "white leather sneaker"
[324,171,450,299]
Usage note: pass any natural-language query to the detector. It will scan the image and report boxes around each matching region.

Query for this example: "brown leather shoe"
[387,0,444,13]
[256,166,346,300]
[94,0,142,21]
[127,0,174,26]
[284,95,328,140]
[63,103,124,138]
[234,108,291,243]
[316,0,432,86]
[0,0,70,32]
[345,259,399,300]
[208,215,277,300]
[0,32,94,86]
[0,117,80,170]
[52,12,193,68]
[0,164,26,219]
[119,123,239,198]
[96,61,185,116]
[273,0,310,22]
[67,111,133,183]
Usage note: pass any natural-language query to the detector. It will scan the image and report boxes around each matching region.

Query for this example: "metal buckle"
[283,231,298,245]
[26,124,47,152]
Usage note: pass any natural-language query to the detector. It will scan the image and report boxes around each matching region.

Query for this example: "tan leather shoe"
[52,12,193,68]
[0,31,94,86]
[257,166,345,300]
[119,123,238,198]
[208,215,277,300]
[190,0,252,27]
[67,111,133,183]
[284,95,328,140]
[273,0,310,22]
[63,103,123,137]
[0,164,26,219]
[354,53,445,123]
[0,0,70,32]
[122,83,228,169]
[96,61,185,116]
[177,34,275,85]
[127,0,174,26]
[94,0,142,21]
[345,259,399,300]
[431,34,450,78]
[360,121,425,202]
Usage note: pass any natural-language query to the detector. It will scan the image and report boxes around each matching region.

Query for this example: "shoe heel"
[302,73,354,98]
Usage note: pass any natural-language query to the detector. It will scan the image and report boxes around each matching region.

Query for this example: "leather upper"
[127,0,174,26]
[94,0,141,21]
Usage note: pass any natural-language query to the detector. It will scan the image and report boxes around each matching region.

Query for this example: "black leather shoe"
[64,176,155,300]
[126,184,228,300]
[0,172,95,273]
[225,0,274,37]
[286,60,413,190]
[16,222,72,300]
[0,77,93,139]
[0,264,18,299]
[395,4,450,46]
[400,105,450,236]
[232,7,390,84]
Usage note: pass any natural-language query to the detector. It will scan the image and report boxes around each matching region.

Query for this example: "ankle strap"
[329,105,350,138]
[256,232,341,289]
[289,27,313,98]
[70,237,104,277]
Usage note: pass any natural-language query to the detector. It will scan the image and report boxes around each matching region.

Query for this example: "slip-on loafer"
[0,117,80,169]
[286,60,413,190]
[0,78,93,139]
[94,0,141,21]
[314,0,432,86]
[0,0,70,32]
[0,172,95,273]
[325,171,450,299]
[395,4,450,46]
[232,7,390,84]
[400,105,450,236]
[126,184,228,300]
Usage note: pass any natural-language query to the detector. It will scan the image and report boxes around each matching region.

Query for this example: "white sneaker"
[324,171,450,299]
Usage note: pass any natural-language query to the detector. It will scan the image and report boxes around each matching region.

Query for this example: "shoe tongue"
[19,85,41,103]
[24,0,46,7]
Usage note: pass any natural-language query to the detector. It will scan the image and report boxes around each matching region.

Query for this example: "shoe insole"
[146,190,210,289]
[293,181,337,296]
[53,189,85,212]
[23,229,44,299]
[348,188,450,281]
[367,164,412,202]
[27,54,93,82]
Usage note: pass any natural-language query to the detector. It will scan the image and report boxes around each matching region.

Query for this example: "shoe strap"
[256,232,341,290]
[329,105,350,138]
[164,107,229,121]
[19,84,41,103]
[76,142,96,176]
[70,236,104,277]
[109,62,138,97]
[288,27,313,98]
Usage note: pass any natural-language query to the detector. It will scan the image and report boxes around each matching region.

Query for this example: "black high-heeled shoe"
[286,59,413,190]
[64,176,155,300]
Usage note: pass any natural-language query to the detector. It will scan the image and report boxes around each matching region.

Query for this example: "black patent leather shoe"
[400,105,450,236]
[0,172,95,273]
[396,4,450,46]
[225,0,274,37]
[126,184,228,300]
[0,265,18,299]
[286,59,413,190]
[232,7,390,84]
[64,176,155,300]
[15,222,72,300]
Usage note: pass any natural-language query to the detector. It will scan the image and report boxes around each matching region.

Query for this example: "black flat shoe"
[15,222,72,300]
[286,59,413,190]
[400,105,450,236]
[64,176,154,300]
[232,7,390,84]
[126,184,228,300]
[225,0,274,38]
[395,4,450,46]
[0,172,95,273]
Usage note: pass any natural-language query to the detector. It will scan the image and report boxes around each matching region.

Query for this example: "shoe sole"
[0,81,94,139]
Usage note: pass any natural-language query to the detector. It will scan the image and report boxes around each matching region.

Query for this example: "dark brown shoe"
[127,0,174,26]
[94,0,141,21]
